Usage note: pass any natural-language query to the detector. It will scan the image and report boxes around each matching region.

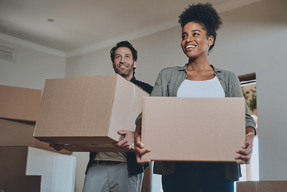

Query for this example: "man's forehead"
[115,47,132,55]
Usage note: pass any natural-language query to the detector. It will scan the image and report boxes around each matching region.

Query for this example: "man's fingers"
[135,148,151,164]
[49,144,64,151]
[118,130,128,135]
[116,139,127,147]
[135,140,145,149]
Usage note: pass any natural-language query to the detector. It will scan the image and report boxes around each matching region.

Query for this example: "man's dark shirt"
[86,76,153,176]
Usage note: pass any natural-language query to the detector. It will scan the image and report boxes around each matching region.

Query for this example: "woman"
[134,3,256,192]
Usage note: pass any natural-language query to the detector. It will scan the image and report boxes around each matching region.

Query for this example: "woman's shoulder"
[214,66,237,78]
[214,66,240,84]
[159,65,186,74]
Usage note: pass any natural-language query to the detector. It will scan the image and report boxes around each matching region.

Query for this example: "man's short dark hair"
[110,41,138,62]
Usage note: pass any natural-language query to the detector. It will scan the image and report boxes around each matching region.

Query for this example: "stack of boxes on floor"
[0,85,76,192]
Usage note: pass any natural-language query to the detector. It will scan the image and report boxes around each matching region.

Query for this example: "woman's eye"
[182,35,187,39]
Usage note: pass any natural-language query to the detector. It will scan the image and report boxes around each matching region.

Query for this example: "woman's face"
[181,21,214,59]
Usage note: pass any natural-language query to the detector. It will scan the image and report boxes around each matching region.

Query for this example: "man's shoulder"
[131,78,153,94]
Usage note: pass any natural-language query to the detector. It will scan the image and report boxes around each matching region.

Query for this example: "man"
[82,41,153,192]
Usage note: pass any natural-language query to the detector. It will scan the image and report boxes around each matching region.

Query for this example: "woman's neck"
[187,56,211,71]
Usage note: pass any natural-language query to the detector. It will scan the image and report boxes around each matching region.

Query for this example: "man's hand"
[49,143,64,151]
[114,130,135,150]
[235,131,255,164]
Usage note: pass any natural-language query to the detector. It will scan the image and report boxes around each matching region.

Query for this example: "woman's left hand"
[235,132,255,164]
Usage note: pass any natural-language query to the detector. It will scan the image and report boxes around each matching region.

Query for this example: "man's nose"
[120,57,126,63]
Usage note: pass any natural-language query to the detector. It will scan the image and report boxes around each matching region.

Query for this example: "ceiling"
[0,0,261,55]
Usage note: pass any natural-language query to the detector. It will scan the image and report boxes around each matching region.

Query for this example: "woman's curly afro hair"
[178,3,222,51]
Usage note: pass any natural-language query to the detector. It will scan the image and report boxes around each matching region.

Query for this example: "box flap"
[108,75,149,141]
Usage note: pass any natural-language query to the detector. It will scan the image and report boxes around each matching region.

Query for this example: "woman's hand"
[114,130,135,150]
[49,143,64,151]
[134,119,151,164]
[235,130,255,164]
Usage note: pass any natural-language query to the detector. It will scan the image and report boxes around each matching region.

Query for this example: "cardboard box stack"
[0,146,76,192]
[0,85,73,191]
[34,74,149,152]
[237,181,287,192]
[0,85,72,153]
[141,97,246,162]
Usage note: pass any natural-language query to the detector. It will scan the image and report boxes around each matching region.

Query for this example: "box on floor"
[237,181,287,192]
[5,175,41,192]
[0,146,76,192]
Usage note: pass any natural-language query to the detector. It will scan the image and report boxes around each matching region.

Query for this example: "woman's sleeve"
[135,70,164,124]
[231,73,257,134]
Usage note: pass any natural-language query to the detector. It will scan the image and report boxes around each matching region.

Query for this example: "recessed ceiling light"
[48,19,54,22]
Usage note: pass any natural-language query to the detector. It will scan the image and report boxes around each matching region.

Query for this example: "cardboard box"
[6,175,41,192]
[0,85,41,122]
[237,181,287,192]
[0,118,35,147]
[34,74,149,152]
[142,97,245,162]
[0,118,72,155]
[0,146,76,192]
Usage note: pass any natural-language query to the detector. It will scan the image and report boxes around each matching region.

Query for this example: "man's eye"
[193,33,199,36]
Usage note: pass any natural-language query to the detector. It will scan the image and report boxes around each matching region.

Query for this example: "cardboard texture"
[34,74,148,152]
[0,85,41,122]
[0,118,35,147]
[0,118,72,155]
[6,175,41,192]
[237,181,287,192]
[0,146,76,192]
[142,97,245,162]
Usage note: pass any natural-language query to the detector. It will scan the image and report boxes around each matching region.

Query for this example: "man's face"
[112,47,136,80]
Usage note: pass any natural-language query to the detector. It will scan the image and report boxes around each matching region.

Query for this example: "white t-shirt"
[177,76,225,98]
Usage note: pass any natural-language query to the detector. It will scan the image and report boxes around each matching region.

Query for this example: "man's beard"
[114,62,135,77]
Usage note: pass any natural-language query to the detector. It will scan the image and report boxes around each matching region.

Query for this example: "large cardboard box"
[0,118,72,155]
[0,85,41,122]
[33,74,149,152]
[0,146,76,192]
[236,181,287,192]
[6,175,41,192]
[142,97,245,162]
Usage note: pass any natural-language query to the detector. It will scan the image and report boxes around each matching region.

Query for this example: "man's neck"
[121,73,133,81]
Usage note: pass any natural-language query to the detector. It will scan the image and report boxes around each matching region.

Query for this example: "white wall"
[0,40,66,90]
[66,0,287,183]
[209,0,287,180]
